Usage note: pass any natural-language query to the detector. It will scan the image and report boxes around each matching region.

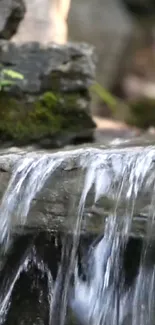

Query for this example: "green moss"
[0,91,95,145]
[40,92,58,108]
[127,98,155,129]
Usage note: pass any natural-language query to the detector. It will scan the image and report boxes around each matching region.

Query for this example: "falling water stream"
[0,146,155,325]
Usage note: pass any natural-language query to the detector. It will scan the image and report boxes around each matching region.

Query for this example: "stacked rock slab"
[0,41,96,148]
[0,0,96,148]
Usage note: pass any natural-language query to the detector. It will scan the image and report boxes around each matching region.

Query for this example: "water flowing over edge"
[0,146,155,325]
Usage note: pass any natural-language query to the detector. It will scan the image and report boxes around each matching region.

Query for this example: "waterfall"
[71,146,155,325]
[0,242,53,325]
[0,146,155,324]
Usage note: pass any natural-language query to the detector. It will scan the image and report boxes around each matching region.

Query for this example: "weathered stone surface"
[0,144,154,239]
[0,41,95,93]
[0,41,96,147]
[0,0,26,40]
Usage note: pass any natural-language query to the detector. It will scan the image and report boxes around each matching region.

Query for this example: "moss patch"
[0,91,95,145]
[127,98,155,129]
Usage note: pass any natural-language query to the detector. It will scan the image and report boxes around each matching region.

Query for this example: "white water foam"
[70,146,155,325]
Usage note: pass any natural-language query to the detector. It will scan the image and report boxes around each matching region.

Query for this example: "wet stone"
[0,230,152,325]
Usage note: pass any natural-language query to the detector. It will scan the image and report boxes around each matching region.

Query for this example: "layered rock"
[0,144,154,239]
[0,0,26,39]
[0,41,96,148]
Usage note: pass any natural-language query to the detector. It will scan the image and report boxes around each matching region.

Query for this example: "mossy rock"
[0,91,95,146]
[127,98,155,129]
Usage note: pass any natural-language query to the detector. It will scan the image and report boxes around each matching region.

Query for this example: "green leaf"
[0,79,15,87]
[91,82,117,107]
[2,69,24,80]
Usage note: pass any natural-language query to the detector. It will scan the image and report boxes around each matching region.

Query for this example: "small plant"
[90,82,117,112]
[90,82,130,121]
[0,65,24,90]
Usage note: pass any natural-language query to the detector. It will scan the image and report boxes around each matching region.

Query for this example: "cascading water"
[0,242,53,325]
[70,147,155,325]
[0,146,155,325]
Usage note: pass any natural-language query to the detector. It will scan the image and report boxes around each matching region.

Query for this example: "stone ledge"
[0,145,154,238]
